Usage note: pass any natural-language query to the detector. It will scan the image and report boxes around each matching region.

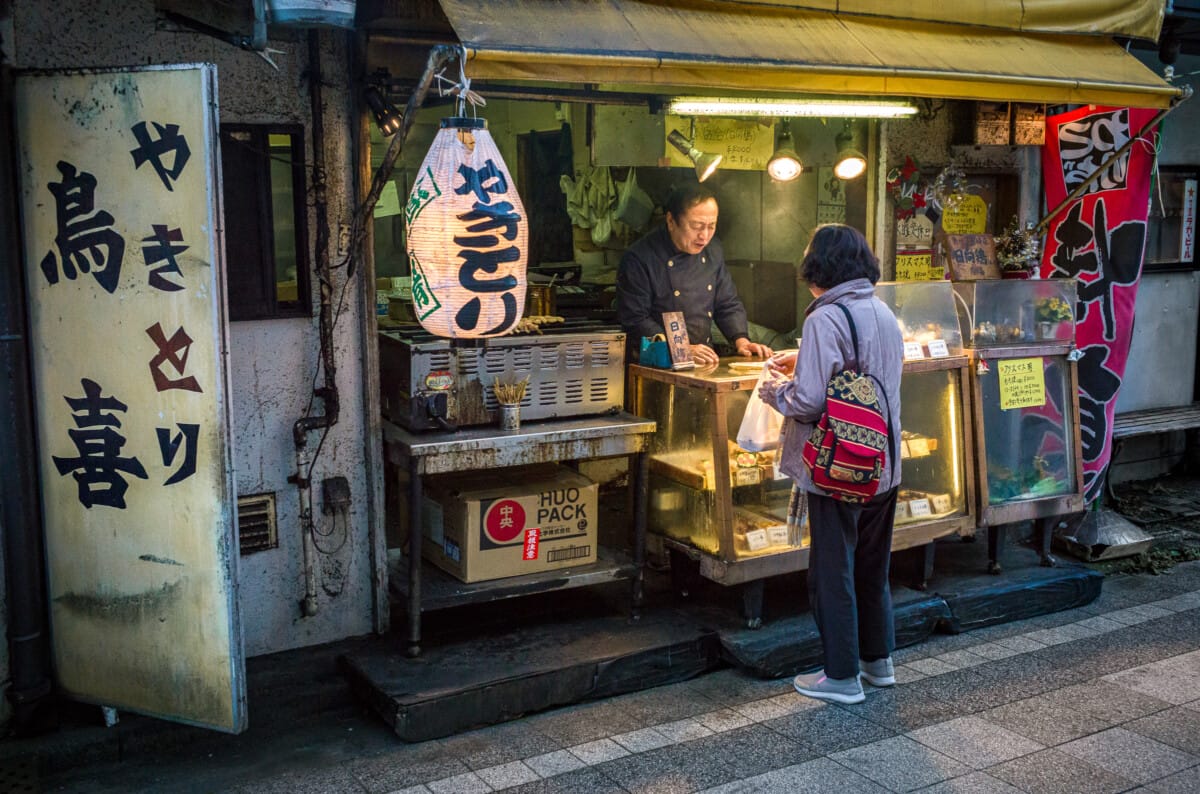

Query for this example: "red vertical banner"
[1039,106,1159,504]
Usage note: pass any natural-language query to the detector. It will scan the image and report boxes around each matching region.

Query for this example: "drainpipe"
[0,54,53,732]
[289,29,339,618]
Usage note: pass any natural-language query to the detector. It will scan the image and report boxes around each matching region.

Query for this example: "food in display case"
[892,369,969,526]
[875,281,964,359]
[635,362,805,561]
[953,279,1077,347]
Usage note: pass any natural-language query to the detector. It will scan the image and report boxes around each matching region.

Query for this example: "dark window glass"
[1145,168,1198,272]
[220,125,310,320]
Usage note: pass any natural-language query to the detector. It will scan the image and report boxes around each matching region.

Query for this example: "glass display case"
[876,281,965,360]
[632,361,803,582]
[969,346,1085,529]
[875,282,977,557]
[953,279,1077,348]
[950,278,1085,569]
[631,311,974,597]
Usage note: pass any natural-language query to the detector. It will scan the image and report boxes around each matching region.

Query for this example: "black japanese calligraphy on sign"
[130,121,191,191]
[52,378,148,509]
[40,161,126,294]
[1045,200,1144,342]
[142,224,189,291]
[452,161,522,334]
[146,322,203,393]
[157,423,199,485]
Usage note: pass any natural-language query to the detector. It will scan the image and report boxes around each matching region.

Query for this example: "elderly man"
[617,183,772,366]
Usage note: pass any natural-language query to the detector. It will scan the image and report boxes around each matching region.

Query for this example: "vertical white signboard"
[15,64,244,732]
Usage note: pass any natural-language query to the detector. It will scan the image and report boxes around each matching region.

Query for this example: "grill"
[379,322,626,431]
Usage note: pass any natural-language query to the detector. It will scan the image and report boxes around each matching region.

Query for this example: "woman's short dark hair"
[664,182,717,220]
[800,224,880,289]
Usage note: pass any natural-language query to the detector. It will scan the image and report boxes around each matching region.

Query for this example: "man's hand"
[735,338,773,358]
[766,351,797,379]
[688,343,720,366]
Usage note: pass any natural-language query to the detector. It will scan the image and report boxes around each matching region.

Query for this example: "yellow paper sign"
[998,357,1046,410]
[664,115,775,171]
[895,251,932,280]
[942,194,988,234]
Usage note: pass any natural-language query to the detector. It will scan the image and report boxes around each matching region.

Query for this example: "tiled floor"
[372,568,1200,794]
[35,562,1200,793]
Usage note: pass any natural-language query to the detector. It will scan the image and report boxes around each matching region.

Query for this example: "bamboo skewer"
[492,376,530,406]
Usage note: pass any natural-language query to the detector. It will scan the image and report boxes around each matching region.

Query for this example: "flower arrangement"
[1035,296,1073,323]
[995,216,1041,275]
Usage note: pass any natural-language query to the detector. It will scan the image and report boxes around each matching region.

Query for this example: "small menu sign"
[896,214,934,246]
[662,311,695,371]
[903,342,925,360]
[927,339,950,358]
[941,194,988,234]
[944,234,1000,280]
[997,357,1047,410]
[896,251,935,281]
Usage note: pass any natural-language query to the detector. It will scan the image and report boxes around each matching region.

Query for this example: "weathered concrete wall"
[12,0,374,656]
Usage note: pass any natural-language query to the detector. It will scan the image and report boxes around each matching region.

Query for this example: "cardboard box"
[421,465,599,583]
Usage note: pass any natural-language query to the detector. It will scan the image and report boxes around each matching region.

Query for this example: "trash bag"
[736,369,785,452]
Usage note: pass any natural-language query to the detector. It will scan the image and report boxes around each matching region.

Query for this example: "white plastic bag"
[614,167,654,230]
[736,369,784,452]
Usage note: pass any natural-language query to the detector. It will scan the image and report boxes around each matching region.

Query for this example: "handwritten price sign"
[895,251,932,280]
[997,357,1046,410]
[941,194,988,234]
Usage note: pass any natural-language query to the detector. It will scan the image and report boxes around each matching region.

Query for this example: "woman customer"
[758,224,904,705]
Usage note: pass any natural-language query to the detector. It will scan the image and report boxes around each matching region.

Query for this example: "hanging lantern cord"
[433,44,487,118]
[339,44,457,283]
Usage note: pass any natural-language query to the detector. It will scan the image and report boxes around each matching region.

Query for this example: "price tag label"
[734,467,762,486]
[903,341,925,360]
[927,339,950,358]
[767,526,790,547]
[908,499,932,518]
[745,529,769,551]
[932,493,953,513]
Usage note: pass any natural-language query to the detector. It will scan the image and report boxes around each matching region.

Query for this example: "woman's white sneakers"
[859,657,896,687]
[792,670,866,704]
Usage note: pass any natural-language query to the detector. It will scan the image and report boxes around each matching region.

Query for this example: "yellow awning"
[403,0,1180,109]
[703,1,1165,41]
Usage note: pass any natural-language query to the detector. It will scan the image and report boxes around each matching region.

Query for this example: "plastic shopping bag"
[736,369,784,452]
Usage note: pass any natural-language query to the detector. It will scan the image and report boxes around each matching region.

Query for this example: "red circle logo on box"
[484,499,526,544]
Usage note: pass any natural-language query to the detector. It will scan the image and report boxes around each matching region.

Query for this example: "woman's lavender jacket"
[758,278,905,496]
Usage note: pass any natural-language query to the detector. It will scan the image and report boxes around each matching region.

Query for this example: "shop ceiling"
[364,0,1183,111]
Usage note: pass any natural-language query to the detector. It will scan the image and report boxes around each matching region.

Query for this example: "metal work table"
[383,412,657,656]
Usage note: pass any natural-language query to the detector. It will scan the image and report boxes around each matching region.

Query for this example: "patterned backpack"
[801,304,895,503]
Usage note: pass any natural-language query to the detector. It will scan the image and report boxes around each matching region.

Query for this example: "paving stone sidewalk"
[33,561,1200,793]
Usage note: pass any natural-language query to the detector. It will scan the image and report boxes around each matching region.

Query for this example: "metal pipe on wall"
[0,54,53,733]
[290,29,340,618]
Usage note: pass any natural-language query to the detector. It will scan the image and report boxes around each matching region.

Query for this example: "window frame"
[219,123,312,321]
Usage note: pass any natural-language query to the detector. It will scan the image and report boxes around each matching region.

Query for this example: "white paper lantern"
[406,117,527,338]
